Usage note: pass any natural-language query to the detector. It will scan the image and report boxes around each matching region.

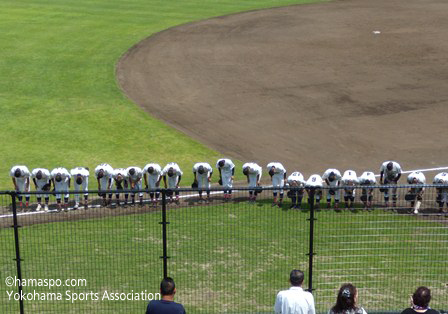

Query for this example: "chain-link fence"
[0,186,447,313]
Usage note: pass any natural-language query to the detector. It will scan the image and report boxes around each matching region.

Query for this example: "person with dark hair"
[144,163,163,206]
[95,163,114,206]
[358,171,376,210]
[216,158,235,201]
[286,171,305,209]
[31,168,51,212]
[126,166,144,206]
[70,167,90,210]
[379,160,402,208]
[274,269,315,314]
[50,167,71,212]
[433,172,448,213]
[242,162,262,203]
[146,277,186,314]
[400,286,439,314]
[192,162,213,202]
[10,165,31,210]
[267,162,287,208]
[329,283,366,314]
[322,169,342,209]
[112,168,129,206]
[162,163,183,204]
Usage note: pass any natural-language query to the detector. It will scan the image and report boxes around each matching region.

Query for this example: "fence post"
[307,188,316,293]
[10,192,25,314]
[160,189,169,279]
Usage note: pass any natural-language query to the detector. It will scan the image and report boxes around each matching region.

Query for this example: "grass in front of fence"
[1,200,447,313]
[0,0,326,190]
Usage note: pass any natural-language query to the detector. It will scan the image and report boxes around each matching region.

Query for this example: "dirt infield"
[117,0,448,176]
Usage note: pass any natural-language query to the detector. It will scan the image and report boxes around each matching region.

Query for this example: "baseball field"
[1,0,448,313]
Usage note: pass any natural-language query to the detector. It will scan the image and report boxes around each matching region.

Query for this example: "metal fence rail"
[0,186,447,313]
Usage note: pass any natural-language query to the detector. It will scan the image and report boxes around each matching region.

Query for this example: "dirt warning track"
[117,0,448,176]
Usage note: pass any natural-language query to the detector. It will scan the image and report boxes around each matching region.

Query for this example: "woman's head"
[332,283,358,313]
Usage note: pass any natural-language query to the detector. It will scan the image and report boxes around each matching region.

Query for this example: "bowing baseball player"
[10,165,31,210]
[50,167,71,212]
[379,161,402,208]
[267,162,286,208]
[31,168,51,212]
[112,168,129,206]
[322,169,342,209]
[358,171,376,210]
[406,171,426,214]
[305,174,323,209]
[127,166,144,206]
[286,171,305,209]
[70,167,89,209]
[162,163,183,204]
[95,163,114,206]
[144,163,163,206]
[216,159,235,200]
[242,162,262,203]
[433,172,448,213]
[193,162,213,202]
[341,170,358,209]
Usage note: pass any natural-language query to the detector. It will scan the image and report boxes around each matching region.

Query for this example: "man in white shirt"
[112,168,129,206]
[358,171,376,210]
[10,165,31,210]
[144,163,163,206]
[50,167,71,212]
[216,158,235,201]
[380,161,402,208]
[322,169,342,209]
[95,163,114,206]
[274,269,315,314]
[70,167,89,210]
[305,174,323,210]
[406,171,426,214]
[193,162,213,202]
[267,162,287,208]
[433,172,448,213]
[286,172,305,209]
[242,162,262,203]
[341,170,358,210]
[31,168,51,212]
[162,163,183,204]
[127,166,144,206]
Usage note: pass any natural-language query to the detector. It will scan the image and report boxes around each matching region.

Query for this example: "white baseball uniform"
[126,167,144,196]
[216,159,235,189]
[10,165,31,194]
[162,163,183,189]
[380,161,402,182]
[31,168,51,198]
[322,169,342,201]
[267,162,286,193]
[112,168,129,190]
[70,167,89,203]
[358,171,377,185]
[407,171,426,185]
[434,172,448,204]
[143,163,162,189]
[50,167,71,199]
[305,174,323,188]
[287,172,305,187]
[242,162,262,188]
[95,163,114,191]
[193,162,213,190]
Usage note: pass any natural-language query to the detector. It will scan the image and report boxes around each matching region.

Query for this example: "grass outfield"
[0,0,326,190]
[1,202,446,313]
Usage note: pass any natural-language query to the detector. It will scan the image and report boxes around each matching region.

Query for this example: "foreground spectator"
[146,277,186,314]
[274,269,315,314]
[328,283,367,314]
[400,286,439,314]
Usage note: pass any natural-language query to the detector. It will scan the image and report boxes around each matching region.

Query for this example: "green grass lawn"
[1,201,446,313]
[0,0,325,190]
